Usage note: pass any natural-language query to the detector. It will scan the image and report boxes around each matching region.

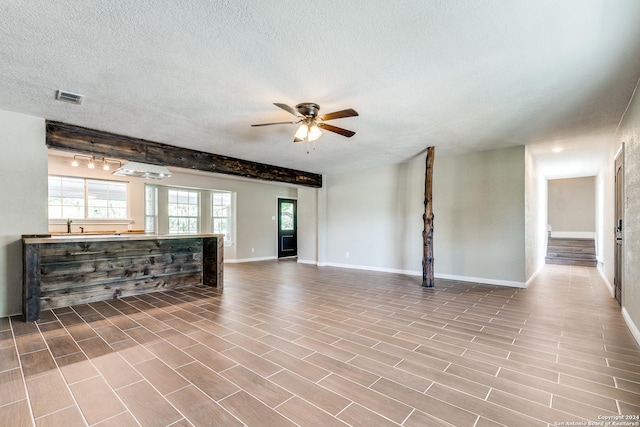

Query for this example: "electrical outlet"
[345,251,349,258]
[251,248,255,253]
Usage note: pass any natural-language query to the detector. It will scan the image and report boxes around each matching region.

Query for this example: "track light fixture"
[70,155,121,171]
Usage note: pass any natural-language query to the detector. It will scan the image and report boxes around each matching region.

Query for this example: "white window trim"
[144,184,158,234]
[167,188,201,235]
[145,184,235,245]
[211,190,234,246]
[48,175,130,222]
[49,218,133,225]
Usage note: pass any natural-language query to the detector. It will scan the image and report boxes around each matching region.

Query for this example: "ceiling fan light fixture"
[252,102,358,147]
[307,124,322,142]
[294,124,308,140]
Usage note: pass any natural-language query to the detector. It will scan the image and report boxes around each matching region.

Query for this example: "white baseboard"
[297,259,318,265]
[228,256,309,264]
[595,268,638,347]
[550,231,596,239]
[227,258,525,288]
[225,256,277,263]
[434,273,526,288]
[324,262,420,276]
[323,262,525,288]
[525,264,545,287]
[597,264,615,298]
[622,307,640,347]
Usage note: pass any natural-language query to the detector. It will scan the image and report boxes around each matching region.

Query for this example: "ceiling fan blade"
[273,103,301,117]
[318,123,356,138]
[251,121,298,127]
[319,108,359,121]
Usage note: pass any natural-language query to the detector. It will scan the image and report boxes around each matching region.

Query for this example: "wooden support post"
[422,147,435,288]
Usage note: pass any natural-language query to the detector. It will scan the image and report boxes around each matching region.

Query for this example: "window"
[145,185,157,233]
[48,176,85,219]
[48,176,127,219]
[211,191,232,241]
[144,185,234,240]
[168,189,199,234]
[87,180,127,219]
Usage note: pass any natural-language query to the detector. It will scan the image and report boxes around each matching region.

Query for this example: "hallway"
[1,261,639,426]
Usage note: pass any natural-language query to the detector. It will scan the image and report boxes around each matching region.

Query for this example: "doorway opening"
[545,177,597,267]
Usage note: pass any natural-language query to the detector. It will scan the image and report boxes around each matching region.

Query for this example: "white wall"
[297,186,318,264]
[325,159,424,274]
[324,146,527,286]
[525,146,548,282]
[596,161,612,275]
[231,179,297,261]
[548,177,596,233]
[434,146,526,285]
[0,110,48,317]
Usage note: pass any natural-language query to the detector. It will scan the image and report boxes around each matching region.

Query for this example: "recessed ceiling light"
[552,147,563,153]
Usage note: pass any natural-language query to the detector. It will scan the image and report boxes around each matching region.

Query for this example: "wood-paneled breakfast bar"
[22,233,223,321]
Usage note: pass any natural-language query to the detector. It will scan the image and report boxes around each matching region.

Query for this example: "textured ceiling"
[2,1,640,176]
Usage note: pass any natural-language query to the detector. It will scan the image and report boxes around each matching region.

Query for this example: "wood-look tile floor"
[1,260,639,426]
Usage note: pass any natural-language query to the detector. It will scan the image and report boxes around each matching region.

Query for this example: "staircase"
[545,238,597,267]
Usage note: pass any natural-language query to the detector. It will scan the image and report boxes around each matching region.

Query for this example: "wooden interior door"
[278,198,297,258]
[614,149,623,306]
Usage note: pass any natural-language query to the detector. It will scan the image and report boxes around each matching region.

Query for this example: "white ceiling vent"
[55,90,84,105]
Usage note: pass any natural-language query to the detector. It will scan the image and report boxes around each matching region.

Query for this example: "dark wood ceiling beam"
[45,121,323,188]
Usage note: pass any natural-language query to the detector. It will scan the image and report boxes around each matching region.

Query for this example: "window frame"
[86,179,127,219]
[48,175,129,221]
[211,190,233,244]
[144,184,235,244]
[144,184,158,233]
[167,188,201,235]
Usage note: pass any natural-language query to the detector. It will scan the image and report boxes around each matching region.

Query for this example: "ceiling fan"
[251,102,358,143]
